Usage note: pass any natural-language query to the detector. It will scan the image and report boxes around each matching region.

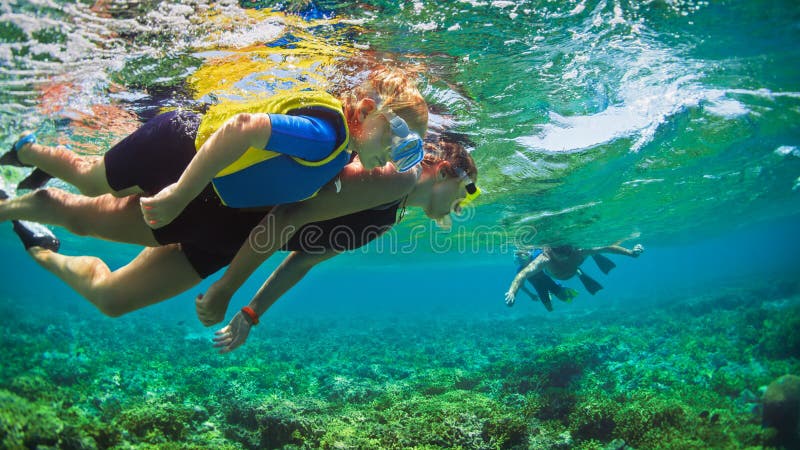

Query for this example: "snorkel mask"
[514,250,531,266]
[380,107,424,172]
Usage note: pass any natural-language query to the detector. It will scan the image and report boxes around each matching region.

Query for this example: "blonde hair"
[340,65,428,137]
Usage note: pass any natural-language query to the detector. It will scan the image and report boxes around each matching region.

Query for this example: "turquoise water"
[1,1,799,448]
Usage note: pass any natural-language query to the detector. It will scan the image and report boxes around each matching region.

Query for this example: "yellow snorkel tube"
[455,167,481,207]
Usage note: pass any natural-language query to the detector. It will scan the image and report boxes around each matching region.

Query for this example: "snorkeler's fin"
[539,293,554,312]
[0,133,36,167]
[12,220,60,252]
[555,287,578,303]
[529,274,555,312]
[18,168,53,190]
[577,268,603,295]
[592,254,616,274]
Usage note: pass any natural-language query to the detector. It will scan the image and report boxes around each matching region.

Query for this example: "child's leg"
[16,141,127,197]
[0,188,157,246]
[27,244,202,317]
[15,110,199,199]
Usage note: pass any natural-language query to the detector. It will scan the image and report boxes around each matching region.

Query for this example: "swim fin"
[529,273,555,312]
[577,268,603,295]
[12,220,60,252]
[555,287,578,303]
[0,133,36,167]
[18,168,53,190]
[592,254,616,274]
[539,293,554,312]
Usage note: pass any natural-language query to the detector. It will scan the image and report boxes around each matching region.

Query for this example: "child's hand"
[140,182,186,229]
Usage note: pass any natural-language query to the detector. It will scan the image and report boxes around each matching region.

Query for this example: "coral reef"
[762,374,800,448]
[0,277,797,448]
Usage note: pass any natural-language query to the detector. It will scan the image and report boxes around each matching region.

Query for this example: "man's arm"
[505,255,548,305]
[253,250,337,316]
[580,244,644,258]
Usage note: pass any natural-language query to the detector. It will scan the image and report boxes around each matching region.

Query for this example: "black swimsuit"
[182,200,401,278]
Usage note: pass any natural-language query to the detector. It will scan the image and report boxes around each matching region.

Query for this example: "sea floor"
[1,277,798,449]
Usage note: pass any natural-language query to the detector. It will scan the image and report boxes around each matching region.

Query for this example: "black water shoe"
[12,220,60,252]
[0,133,36,167]
[18,168,53,190]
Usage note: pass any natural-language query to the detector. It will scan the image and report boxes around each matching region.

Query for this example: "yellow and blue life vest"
[195,90,350,208]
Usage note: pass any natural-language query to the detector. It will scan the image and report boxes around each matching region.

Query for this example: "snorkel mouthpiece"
[455,167,481,207]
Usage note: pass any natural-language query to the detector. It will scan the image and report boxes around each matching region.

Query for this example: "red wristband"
[241,306,259,325]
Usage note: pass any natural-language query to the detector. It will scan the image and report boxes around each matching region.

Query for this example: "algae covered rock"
[762,374,800,448]
[223,399,321,449]
[116,400,208,443]
[0,389,61,448]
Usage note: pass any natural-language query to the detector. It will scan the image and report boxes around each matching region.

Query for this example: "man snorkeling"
[505,243,644,310]
[511,249,578,312]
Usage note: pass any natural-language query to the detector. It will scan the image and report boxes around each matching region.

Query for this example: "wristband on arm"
[241,306,259,325]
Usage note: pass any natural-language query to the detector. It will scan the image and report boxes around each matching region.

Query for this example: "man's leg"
[0,188,157,246]
[28,244,202,317]
[530,271,577,302]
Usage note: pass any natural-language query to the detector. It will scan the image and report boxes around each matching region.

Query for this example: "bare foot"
[139,182,187,229]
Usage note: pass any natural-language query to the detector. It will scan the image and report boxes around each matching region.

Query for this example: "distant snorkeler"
[505,243,644,310]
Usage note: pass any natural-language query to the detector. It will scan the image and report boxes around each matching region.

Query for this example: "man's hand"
[505,290,516,306]
[631,244,644,257]
[213,311,252,354]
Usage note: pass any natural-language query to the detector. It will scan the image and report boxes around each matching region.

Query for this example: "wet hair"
[340,65,428,137]
[421,137,478,182]
[545,245,576,257]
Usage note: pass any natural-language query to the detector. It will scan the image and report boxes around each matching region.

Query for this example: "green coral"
[0,278,797,448]
[222,396,325,449]
[320,390,527,449]
[116,400,208,444]
[0,390,62,449]
[0,389,117,449]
